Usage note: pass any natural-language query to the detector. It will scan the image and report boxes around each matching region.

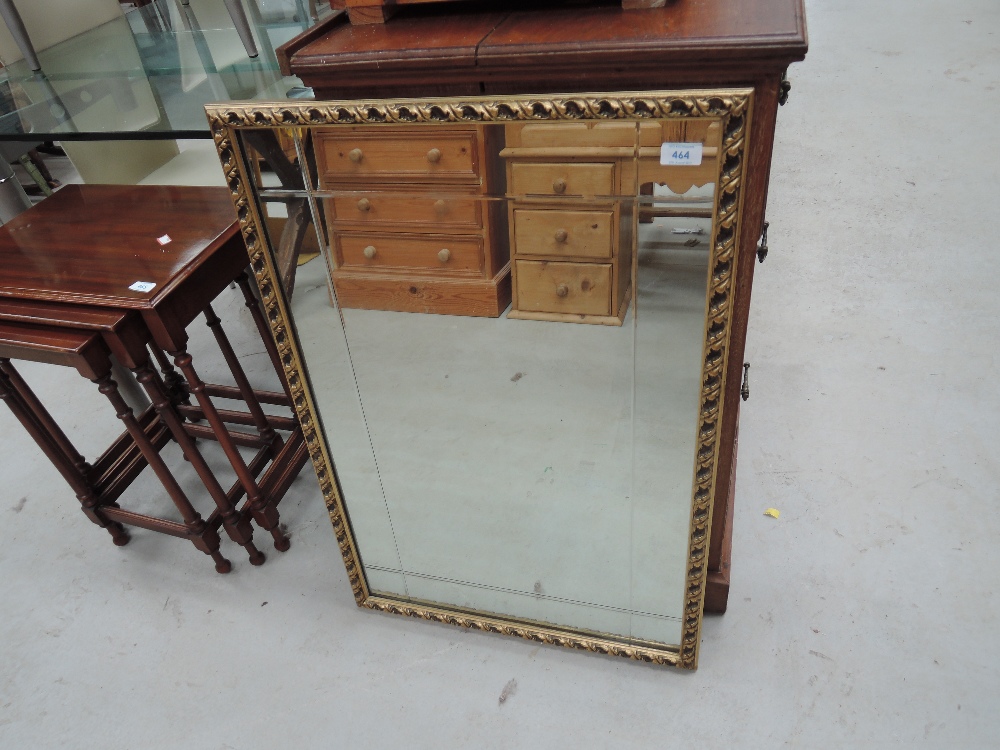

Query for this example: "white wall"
[0,0,122,65]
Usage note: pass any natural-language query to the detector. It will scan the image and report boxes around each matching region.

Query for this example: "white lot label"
[660,142,703,166]
[129,281,156,293]
[156,234,172,245]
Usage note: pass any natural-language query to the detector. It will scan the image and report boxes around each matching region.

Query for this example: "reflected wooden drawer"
[507,121,660,149]
[338,233,483,274]
[328,194,482,229]
[509,163,615,197]
[317,131,479,183]
[513,208,613,259]
[514,260,612,316]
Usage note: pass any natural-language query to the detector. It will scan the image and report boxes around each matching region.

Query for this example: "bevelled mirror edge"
[205,89,755,670]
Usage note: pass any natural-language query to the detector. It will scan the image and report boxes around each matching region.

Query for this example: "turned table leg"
[1,359,94,480]
[171,349,290,552]
[133,362,266,566]
[0,360,129,546]
[203,303,281,449]
[95,372,231,573]
[149,345,191,408]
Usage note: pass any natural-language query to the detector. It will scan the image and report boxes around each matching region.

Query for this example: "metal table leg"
[222,0,258,58]
[0,0,40,71]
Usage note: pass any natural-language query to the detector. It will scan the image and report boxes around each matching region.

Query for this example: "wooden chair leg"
[171,349,290,552]
[95,372,232,574]
[0,361,129,546]
[133,362,265,566]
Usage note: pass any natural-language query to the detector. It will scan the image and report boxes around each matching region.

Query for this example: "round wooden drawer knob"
[427,148,442,163]
[552,178,567,194]
[555,284,569,298]
[363,245,377,259]
[434,199,447,213]
[357,198,371,212]
[554,229,569,243]
[348,148,363,163]
[438,248,451,263]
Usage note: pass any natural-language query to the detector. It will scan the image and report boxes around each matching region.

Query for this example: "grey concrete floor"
[1,0,999,746]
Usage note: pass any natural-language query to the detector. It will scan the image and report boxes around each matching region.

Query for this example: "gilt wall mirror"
[207,89,752,669]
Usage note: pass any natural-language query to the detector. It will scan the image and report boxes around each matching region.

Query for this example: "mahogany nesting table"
[0,321,233,569]
[0,184,310,571]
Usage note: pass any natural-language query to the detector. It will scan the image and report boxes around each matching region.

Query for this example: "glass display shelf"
[0,0,328,141]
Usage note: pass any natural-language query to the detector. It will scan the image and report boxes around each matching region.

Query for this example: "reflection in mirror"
[240,128,324,296]
[0,0,326,140]
[237,113,723,654]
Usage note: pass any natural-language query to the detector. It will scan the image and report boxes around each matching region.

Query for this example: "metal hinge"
[741,363,751,402]
[779,71,791,106]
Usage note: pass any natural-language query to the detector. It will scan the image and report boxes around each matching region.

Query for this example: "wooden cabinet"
[283,0,808,618]
[314,124,510,317]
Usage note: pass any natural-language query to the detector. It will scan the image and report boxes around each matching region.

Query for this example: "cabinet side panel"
[708,76,781,575]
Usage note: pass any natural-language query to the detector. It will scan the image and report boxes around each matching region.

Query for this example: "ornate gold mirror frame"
[206,89,752,669]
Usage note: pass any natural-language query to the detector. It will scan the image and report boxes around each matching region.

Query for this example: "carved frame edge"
[207,117,370,604]
[205,88,753,670]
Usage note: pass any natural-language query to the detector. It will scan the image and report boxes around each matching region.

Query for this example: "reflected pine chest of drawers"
[315,124,510,317]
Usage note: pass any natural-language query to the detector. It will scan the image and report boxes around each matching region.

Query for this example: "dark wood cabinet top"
[0,185,238,310]
[482,0,806,64]
[287,11,506,71]
[286,0,806,97]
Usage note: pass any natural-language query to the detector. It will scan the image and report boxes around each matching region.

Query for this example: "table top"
[0,184,239,310]
[0,0,334,142]
[289,0,807,96]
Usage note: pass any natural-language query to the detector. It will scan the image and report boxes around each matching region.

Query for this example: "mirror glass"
[238,115,721,649]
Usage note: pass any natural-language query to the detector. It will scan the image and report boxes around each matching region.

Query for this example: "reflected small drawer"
[329,194,482,228]
[509,163,614,197]
[508,121,656,148]
[513,208,613,259]
[515,260,612,316]
[318,132,478,182]
[339,234,483,273]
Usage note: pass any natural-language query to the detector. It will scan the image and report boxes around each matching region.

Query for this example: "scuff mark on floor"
[498,678,517,705]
